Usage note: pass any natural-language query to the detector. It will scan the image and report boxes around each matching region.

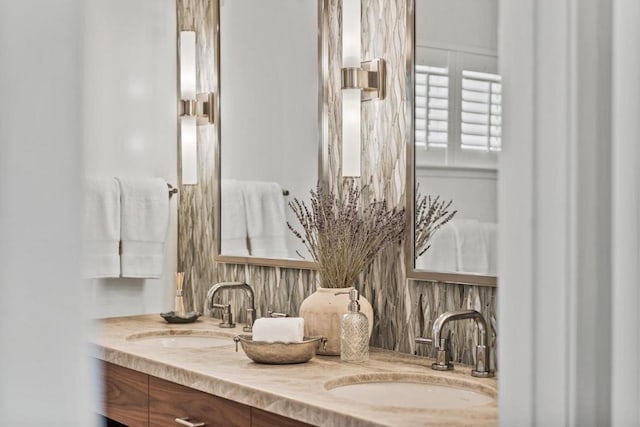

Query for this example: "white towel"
[83,177,121,278]
[220,180,250,256]
[481,222,498,276]
[117,177,169,278]
[455,219,490,274]
[416,221,459,272]
[251,317,305,343]
[242,181,289,258]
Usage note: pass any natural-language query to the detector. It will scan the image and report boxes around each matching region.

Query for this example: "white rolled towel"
[251,317,305,343]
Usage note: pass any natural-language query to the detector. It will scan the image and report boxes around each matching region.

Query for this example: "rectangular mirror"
[214,0,327,268]
[406,0,498,286]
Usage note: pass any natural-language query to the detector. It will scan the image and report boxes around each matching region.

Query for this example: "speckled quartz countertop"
[91,314,497,427]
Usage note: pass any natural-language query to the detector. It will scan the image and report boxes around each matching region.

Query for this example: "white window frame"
[415,46,500,170]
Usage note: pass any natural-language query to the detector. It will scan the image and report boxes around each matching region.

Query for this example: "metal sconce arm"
[341,58,386,101]
[179,92,215,125]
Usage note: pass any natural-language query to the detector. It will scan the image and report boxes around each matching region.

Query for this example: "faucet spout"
[206,282,256,332]
[432,309,488,349]
[431,309,493,378]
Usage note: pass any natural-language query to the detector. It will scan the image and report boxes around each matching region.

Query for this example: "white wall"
[417,0,498,54]
[499,0,616,425]
[416,167,497,222]
[611,0,640,424]
[220,0,318,259]
[84,0,178,318]
[0,1,92,424]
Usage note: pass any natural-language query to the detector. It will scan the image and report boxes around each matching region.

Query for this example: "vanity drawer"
[251,408,313,427]
[149,376,251,427]
[99,361,149,427]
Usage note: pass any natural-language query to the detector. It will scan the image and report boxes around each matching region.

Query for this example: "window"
[461,70,502,152]
[415,48,501,168]
[415,65,449,150]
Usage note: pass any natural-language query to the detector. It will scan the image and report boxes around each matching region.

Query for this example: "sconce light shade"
[342,90,361,177]
[181,117,198,185]
[180,31,196,100]
[342,0,361,70]
[341,0,362,177]
[179,31,198,185]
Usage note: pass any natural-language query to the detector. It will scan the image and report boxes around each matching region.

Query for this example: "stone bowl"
[233,335,326,364]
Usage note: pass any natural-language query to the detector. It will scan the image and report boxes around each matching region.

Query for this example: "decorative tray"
[160,311,201,324]
[233,335,327,364]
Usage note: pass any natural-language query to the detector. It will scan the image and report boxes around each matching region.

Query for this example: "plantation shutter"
[460,70,502,152]
[415,65,449,149]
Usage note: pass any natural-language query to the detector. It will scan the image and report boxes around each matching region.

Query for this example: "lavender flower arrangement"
[414,192,457,257]
[288,184,405,289]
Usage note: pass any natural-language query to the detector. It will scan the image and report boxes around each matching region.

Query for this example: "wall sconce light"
[178,31,215,186]
[341,0,386,178]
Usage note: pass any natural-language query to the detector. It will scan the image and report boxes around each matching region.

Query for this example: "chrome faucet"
[206,282,255,332]
[416,309,494,378]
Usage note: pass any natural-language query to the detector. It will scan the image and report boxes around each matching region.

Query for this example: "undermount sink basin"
[324,373,495,410]
[126,330,232,349]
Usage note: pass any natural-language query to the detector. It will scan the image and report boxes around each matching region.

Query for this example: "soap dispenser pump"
[335,288,369,362]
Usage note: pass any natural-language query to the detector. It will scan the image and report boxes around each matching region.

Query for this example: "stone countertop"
[91,314,497,427]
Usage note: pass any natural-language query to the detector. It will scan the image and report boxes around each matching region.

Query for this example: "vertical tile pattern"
[326,0,342,189]
[176,0,498,370]
[176,0,217,314]
[358,0,409,355]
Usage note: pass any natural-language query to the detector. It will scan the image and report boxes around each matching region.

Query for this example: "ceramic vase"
[298,287,373,355]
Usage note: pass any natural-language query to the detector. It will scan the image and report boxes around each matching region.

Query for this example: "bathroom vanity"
[92,315,497,426]
[99,360,305,426]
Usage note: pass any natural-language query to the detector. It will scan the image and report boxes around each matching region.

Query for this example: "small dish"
[234,335,327,364]
[160,311,201,324]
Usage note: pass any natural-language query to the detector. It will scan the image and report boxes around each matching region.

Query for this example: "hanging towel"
[242,181,289,258]
[83,177,121,278]
[117,177,169,278]
[220,180,250,256]
[416,221,459,273]
[481,222,498,276]
[455,219,490,275]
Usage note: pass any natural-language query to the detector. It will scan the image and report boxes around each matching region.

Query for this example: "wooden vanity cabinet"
[251,408,312,427]
[100,361,149,427]
[99,360,311,427]
[149,376,250,427]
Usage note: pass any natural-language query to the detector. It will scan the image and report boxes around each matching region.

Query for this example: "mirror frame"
[404,0,497,287]
[213,0,329,270]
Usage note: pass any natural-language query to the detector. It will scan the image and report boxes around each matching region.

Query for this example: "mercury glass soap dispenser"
[336,288,369,362]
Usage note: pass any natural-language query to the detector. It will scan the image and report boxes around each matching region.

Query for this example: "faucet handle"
[267,310,289,318]
[414,337,432,356]
[472,343,494,378]
[211,303,236,328]
[415,336,449,348]
[243,308,255,333]
[416,335,454,370]
[431,336,454,371]
[415,337,432,345]
[431,331,454,371]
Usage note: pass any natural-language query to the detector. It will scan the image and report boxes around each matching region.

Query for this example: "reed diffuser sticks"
[175,272,186,317]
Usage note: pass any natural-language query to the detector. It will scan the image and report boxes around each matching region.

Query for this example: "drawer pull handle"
[175,417,206,426]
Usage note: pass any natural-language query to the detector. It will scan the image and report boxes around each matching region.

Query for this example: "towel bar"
[168,183,178,198]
